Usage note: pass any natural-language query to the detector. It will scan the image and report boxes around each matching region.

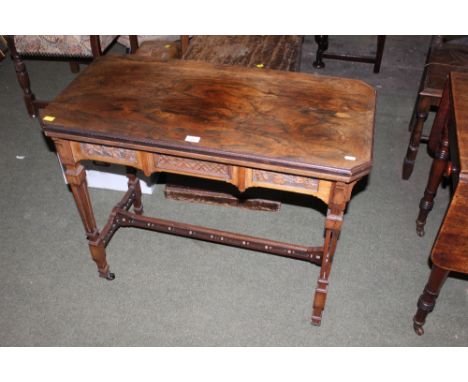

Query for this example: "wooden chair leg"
[402,95,432,180]
[312,35,328,69]
[6,36,38,118]
[89,35,103,57]
[180,35,190,56]
[373,36,386,73]
[129,35,139,54]
[69,61,80,73]
[413,264,449,335]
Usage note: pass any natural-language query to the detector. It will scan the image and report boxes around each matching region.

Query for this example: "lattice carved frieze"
[80,143,137,163]
[155,155,231,179]
[252,169,319,191]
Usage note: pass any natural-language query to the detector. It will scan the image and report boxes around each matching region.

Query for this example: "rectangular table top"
[42,55,376,182]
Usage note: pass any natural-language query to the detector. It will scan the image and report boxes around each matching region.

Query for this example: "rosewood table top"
[42,55,375,182]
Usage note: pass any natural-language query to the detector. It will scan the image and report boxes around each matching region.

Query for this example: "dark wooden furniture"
[182,35,303,70]
[165,35,304,210]
[413,72,468,335]
[312,35,386,73]
[6,35,138,118]
[40,55,375,325]
[131,35,190,61]
[0,35,7,61]
[402,37,468,180]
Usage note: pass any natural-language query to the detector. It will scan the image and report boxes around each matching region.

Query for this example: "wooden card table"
[41,55,376,325]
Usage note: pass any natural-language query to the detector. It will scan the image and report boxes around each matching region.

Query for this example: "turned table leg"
[413,264,449,335]
[55,140,114,280]
[402,96,431,180]
[312,182,354,326]
[415,124,449,237]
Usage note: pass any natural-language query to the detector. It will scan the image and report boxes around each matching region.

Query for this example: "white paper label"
[344,155,356,161]
[185,135,201,143]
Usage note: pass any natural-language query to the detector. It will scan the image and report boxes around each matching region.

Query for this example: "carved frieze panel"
[80,143,137,163]
[252,169,319,192]
[155,155,231,179]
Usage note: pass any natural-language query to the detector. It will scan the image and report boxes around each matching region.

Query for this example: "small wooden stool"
[312,35,386,73]
[402,39,468,180]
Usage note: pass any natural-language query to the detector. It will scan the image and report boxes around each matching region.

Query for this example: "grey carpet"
[0,36,466,346]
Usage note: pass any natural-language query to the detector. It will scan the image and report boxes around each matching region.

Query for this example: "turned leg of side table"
[311,182,353,326]
[415,125,449,236]
[402,96,431,180]
[55,140,114,280]
[413,264,449,335]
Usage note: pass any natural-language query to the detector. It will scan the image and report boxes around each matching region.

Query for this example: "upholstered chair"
[7,35,138,118]
[118,35,189,59]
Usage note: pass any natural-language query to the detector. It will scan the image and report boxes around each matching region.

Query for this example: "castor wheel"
[311,316,322,326]
[413,323,424,336]
[99,270,115,280]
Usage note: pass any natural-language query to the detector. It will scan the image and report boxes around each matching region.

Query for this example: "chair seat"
[422,62,468,98]
[134,40,181,61]
[420,44,468,97]
[182,35,303,71]
[429,43,468,67]
[14,35,117,57]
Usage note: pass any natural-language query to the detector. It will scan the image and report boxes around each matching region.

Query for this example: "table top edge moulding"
[41,55,376,183]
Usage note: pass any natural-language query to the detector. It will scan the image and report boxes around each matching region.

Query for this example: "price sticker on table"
[185,135,201,143]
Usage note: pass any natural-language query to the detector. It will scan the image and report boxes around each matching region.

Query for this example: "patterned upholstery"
[117,35,179,48]
[13,35,118,57]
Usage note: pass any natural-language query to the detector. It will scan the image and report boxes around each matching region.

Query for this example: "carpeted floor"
[0,36,466,346]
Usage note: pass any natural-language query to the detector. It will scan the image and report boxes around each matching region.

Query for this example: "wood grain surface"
[431,72,468,274]
[183,35,303,71]
[42,55,376,181]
